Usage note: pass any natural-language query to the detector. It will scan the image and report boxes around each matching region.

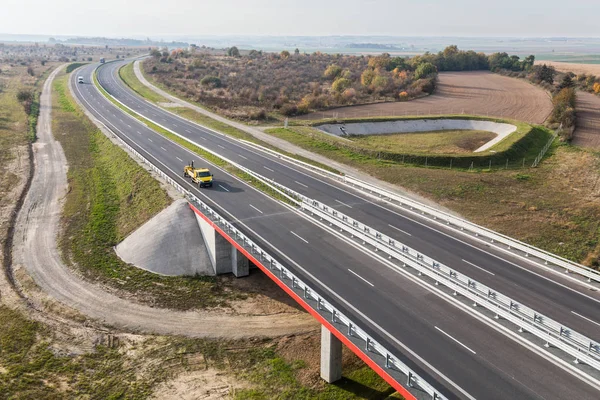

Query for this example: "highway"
[99,60,600,341]
[72,62,600,399]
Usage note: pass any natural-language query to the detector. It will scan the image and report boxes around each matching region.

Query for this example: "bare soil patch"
[573,91,600,148]
[537,61,600,76]
[300,71,552,124]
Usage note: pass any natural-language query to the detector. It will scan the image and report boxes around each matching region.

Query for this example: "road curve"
[81,61,600,399]
[11,65,318,340]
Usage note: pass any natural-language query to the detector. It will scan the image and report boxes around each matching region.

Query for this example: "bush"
[280,103,298,116]
[414,62,437,80]
[550,88,577,130]
[594,82,600,94]
[324,64,342,80]
[331,77,352,93]
[200,75,222,88]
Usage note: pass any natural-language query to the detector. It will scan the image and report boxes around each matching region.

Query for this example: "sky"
[2,0,599,38]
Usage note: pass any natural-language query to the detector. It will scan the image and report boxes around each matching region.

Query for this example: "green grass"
[54,71,255,310]
[95,69,301,206]
[265,121,553,170]
[119,62,340,174]
[119,62,169,103]
[0,305,158,399]
[349,130,497,154]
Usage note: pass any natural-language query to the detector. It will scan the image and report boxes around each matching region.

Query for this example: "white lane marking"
[249,204,263,214]
[217,145,225,149]
[290,231,309,244]
[388,224,413,236]
[127,124,132,128]
[347,269,375,287]
[435,326,477,354]
[238,154,248,160]
[395,210,600,304]
[571,311,600,328]
[148,138,153,143]
[173,124,178,127]
[119,118,124,123]
[335,199,353,208]
[176,157,183,162]
[462,259,495,276]
[137,131,142,135]
[218,184,230,192]
[264,166,274,172]
[78,75,478,400]
[161,147,167,151]
[295,180,308,188]
[185,129,192,133]
[200,137,207,140]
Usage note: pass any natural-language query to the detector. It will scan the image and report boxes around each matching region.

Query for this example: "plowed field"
[573,91,600,148]
[300,71,552,124]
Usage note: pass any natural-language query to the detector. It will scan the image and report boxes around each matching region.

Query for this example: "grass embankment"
[268,120,600,263]
[95,70,299,206]
[118,62,340,174]
[54,71,254,310]
[0,304,398,399]
[350,130,497,154]
[278,115,553,170]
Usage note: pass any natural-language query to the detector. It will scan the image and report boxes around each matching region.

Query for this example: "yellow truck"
[183,161,213,188]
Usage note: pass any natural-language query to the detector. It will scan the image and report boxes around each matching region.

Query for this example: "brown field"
[300,71,553,124]
[573,91,600,148]
[536,61,600,76]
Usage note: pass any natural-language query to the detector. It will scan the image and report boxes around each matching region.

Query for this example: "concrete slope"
[116,199,213,276]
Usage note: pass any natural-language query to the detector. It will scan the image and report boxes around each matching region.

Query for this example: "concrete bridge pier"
[321,325,343,383]
[195,211,249,277]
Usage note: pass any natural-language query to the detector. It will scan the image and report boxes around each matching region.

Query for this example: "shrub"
[324,64,342,80]
[594,82,600,94]
[200,75,222,88]
[331,77,352,93]
[227,46,240,57]
[360,69,376,86]
[414,62,437,80]
[398,91,409,101]
[280,103,298,116]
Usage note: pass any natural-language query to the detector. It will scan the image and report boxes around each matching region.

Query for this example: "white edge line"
[388,224,413,237]
[435,326,477,355]
[290,231,309,244]
[571,311,600,328]
[348,269,375,287]
[462,259,495,276]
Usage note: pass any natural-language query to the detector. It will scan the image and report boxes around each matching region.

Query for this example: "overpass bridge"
[69,60,600,399]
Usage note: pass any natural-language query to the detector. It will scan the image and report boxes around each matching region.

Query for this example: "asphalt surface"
[98,61,600,342]
[71,62,600,399]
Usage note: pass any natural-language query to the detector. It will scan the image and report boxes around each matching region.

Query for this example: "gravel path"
[11,66,316,339]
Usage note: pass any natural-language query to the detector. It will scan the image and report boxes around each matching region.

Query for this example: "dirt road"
[11,67,316,339]
[573,91,600,148]
[300,71,552,124]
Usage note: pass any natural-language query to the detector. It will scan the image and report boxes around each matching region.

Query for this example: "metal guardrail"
[94,69,600,372]
[238,139,600,287]
[85,68,448,400]
[299,197,600,370]
[224,161,600,371]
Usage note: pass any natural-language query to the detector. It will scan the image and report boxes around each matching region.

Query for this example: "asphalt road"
[97,60,600,343]
[72,62,600,399]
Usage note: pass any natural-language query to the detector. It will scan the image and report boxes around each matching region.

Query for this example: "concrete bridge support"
[320,325,343,383]
[194,211,249,277]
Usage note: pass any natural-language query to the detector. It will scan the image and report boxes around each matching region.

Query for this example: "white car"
[77,76,84,84]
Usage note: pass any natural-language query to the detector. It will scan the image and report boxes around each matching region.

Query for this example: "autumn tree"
[324,64,342,80]
[414,62,437,80]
